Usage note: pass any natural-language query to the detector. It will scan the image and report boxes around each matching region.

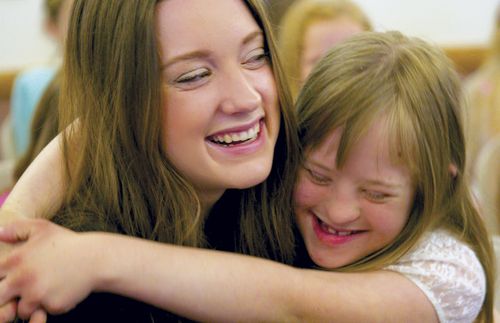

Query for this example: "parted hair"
[279,0,372,98]
[56,0,300,263]
[296,31,495,322]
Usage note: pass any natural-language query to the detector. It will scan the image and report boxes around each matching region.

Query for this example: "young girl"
[0,31,494,322]
[0,0,301,321]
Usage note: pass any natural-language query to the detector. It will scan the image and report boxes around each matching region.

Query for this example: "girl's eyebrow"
[306,158,334,173]
[363,179,403,190]
[307,158,405,189]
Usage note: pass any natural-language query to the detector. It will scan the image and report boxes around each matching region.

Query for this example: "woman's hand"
[0,219,96,321]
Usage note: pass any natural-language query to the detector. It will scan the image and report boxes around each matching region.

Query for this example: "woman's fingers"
[0,219,46,244]
[0,300,17,323]
[28,309,47,323]
[0,275,19,310]
[18,296,41,321]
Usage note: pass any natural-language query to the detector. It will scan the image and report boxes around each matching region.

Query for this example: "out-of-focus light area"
[0,0,498,71]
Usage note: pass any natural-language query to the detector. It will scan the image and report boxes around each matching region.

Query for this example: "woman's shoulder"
[385,229,485,323]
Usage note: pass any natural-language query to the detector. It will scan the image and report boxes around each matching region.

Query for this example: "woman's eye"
[175,68,211,87]
[363,190,389,203]
[242,48,268,69]
[305,167,330,185]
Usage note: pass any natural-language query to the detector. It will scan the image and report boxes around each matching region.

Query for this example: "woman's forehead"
[155,0,262,58]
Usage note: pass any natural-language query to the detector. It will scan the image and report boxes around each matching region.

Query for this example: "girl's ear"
[448,163,458,178]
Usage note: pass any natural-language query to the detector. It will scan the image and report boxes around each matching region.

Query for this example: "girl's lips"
[311,214,365,246]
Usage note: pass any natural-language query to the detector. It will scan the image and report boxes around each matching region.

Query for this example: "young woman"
[0,0,301,321]
[0,31,494,322]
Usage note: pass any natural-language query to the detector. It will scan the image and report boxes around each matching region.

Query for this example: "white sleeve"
[385,229,485,323]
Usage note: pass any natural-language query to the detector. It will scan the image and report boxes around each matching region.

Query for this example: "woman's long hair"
[56,0,300,263]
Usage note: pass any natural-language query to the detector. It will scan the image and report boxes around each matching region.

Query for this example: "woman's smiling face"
[157,0,280,205]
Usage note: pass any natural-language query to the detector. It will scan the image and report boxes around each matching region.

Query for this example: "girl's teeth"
[321,222,353,236]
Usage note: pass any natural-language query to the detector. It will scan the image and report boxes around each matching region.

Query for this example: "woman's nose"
[219,69,261,115]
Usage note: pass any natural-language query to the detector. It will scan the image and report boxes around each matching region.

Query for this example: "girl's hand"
[0,219,95,320]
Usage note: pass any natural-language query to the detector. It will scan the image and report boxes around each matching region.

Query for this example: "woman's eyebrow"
[161,31,264,70]
[242,30,264,45]
[161,50,210,70]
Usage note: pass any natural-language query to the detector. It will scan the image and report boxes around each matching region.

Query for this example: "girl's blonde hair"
[297,31,495,322]
[56,0,300,263]
[279,0,372,98]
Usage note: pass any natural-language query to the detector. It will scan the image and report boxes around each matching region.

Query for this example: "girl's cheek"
[293,175,320,208]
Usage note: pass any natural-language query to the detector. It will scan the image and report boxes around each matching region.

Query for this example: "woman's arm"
[0,219,438,322]
[0,133,66,222]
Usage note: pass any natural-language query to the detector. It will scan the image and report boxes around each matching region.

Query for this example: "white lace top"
[385,229,485,323]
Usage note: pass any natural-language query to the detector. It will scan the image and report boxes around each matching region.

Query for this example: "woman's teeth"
[210,122,260,145]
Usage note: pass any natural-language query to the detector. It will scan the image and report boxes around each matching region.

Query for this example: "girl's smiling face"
[157,0,280,206]
[294,116,416,269]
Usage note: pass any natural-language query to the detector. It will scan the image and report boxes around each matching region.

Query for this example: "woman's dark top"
[35,191,243,323]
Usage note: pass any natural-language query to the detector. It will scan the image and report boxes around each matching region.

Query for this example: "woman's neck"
[199,189,225,219]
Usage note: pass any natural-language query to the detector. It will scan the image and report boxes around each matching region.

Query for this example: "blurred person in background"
[0,72,61,205]
[464,4,500,182]
[9,0,72,157]
[463,4,500,311]
[0,0,72,194]
[278,0,372,98]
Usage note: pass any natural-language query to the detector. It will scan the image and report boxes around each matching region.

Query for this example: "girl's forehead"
[306,115,393,159]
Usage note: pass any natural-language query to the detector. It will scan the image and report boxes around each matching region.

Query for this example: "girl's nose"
[321,189,361,226]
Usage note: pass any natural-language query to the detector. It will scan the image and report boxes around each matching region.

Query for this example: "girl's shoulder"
[385,229,485,323]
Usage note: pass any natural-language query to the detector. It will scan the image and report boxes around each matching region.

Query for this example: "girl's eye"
[363,190,389,203]
[242,48,268,69]
[174,68,212,88]
[304,167,331,185]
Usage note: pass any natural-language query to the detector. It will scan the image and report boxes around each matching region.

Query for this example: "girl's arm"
[0,219,438,322]
[0,133,66,222]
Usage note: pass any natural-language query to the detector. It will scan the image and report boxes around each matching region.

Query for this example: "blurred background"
[0,0,497,71]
